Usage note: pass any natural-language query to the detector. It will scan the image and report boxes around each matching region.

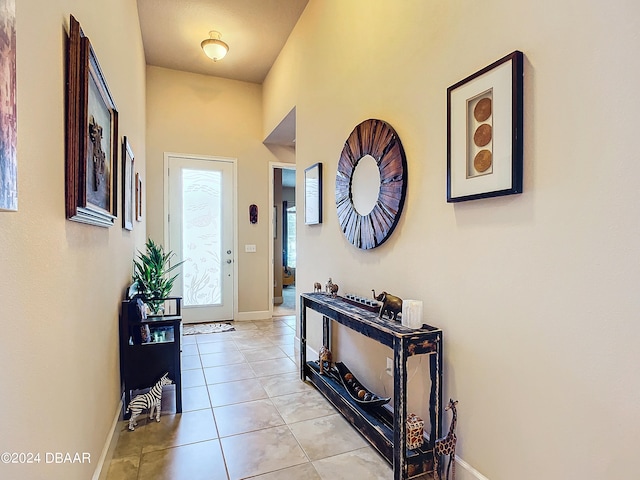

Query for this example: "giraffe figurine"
[434,398,458,480]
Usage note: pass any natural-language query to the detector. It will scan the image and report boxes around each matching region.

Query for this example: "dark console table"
[119,297,182,417]
[300,292,443,480]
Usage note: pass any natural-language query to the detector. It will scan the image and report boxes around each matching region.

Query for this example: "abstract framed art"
[0,0,17,211]
[122,137,134,230]
[447,50,523,202]
[65,15,118,226]
[304,162,322,225]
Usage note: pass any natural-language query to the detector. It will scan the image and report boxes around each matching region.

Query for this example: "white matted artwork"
[447,51,523,202]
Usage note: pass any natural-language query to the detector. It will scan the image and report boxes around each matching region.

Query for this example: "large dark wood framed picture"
[65,15,118,226]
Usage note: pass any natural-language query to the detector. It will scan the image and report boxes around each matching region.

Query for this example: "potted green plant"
[132,238,183,315]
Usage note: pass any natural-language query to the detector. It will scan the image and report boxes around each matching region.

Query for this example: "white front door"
[167,154,235,323]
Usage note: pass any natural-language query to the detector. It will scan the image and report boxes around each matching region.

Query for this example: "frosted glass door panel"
[182,169,222,306]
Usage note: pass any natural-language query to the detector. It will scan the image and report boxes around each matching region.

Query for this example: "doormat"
[183,323,235,335]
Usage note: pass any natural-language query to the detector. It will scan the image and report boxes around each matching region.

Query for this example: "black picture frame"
[65,15,118,226]
[122,137,134,230]
[304,162,322,225]
[447,50,523,202]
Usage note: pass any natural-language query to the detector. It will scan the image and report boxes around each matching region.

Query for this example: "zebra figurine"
[126,373,173,431]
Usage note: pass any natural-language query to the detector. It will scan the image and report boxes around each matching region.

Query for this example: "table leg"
[300,296,307,381]
[393,338,408,480]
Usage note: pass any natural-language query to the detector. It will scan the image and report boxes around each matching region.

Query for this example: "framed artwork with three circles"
[335,118,407,250]
[447,50,523,202]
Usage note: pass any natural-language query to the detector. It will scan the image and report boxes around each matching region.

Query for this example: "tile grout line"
[111,316,391,480]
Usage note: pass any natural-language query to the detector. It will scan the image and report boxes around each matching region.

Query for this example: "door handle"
[226,259,232,264]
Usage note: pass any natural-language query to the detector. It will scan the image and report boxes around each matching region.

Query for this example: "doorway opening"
[272,166,296,316]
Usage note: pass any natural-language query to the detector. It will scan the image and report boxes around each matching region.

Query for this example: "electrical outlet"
[386,357,393,376]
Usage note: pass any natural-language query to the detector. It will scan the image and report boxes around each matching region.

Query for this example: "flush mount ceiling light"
[201,30,229,62]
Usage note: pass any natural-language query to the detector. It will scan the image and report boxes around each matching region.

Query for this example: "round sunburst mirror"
[335,119,408,249]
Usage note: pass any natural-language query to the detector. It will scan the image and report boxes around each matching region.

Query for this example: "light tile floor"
[105,316,393,480]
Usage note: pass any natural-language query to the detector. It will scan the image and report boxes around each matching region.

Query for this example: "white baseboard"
[92,398,123,480]
[305,343,318,358]
[448,456,490,480]
[235,310,272,321]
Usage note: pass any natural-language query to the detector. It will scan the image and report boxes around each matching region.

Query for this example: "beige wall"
[264,1,640,479]
[0,1,146,479]
[145,66,278,315]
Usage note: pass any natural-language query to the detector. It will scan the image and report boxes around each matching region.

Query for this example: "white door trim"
[163,152,238,321]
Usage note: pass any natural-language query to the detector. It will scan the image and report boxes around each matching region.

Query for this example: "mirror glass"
[350,154,381,215]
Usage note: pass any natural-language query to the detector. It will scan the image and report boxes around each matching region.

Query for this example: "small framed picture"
[304,162,322,225]
[135,172,143,222]
[122,137,134,231]
[447,51,523,202]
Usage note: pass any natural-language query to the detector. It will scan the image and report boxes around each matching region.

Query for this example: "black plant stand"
[119,297,182,417]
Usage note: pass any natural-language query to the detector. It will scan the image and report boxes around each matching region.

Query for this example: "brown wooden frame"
[336,119,408,249]
[65,15,118,227]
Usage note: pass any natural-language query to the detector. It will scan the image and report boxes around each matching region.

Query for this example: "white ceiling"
[137,0,309,85]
